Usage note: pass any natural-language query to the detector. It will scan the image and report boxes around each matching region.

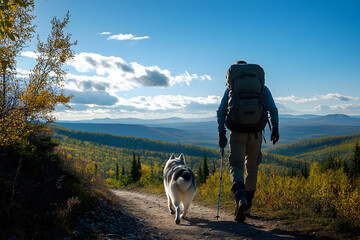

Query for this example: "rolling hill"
[55,122,218,148]
[263,133,360,163]
[50,125,306,179]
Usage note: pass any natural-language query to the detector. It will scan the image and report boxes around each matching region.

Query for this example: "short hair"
[236,60,247,64]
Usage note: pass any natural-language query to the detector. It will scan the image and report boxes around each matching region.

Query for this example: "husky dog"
[163,153,196,224]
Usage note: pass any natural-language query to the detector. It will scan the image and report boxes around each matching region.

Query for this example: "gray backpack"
[225,63,268,132]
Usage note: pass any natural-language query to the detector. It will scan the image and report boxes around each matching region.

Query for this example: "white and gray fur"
[163,153,196,224]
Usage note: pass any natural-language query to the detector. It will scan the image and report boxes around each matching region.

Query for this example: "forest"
[264,133,360,163]
[51,125,309,180]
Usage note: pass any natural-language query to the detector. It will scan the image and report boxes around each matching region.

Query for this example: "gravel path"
[112,189,312,240]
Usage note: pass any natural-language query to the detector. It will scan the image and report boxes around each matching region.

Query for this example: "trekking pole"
[216,147,224,219]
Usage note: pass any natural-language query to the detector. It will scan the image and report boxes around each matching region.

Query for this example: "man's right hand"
[271,127,279,145]
[218,131,227,149]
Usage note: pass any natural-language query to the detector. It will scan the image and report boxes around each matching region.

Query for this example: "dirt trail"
[112,189,311,240]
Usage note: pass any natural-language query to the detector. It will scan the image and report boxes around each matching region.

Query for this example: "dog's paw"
[180,213,186,219]
[175,218,180,224]
[170,209,175,215]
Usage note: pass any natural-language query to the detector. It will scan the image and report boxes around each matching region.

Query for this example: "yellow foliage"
[107,169,115,177]
[141,164,151,177]
[0,5,75,147]
[256,162,360,227]
[0,108,29,146]
[197,168,233,207]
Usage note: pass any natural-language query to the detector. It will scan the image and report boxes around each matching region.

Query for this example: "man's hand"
[218,131,227,149]
[271,127,279,145]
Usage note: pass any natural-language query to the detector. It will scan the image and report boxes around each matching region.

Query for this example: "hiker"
[217,60,279,222]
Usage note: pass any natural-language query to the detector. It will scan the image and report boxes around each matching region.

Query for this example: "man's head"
[236,60,247,64]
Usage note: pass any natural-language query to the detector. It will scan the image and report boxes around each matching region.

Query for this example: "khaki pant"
[228,131,262,191]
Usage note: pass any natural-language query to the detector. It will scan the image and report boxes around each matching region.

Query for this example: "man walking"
[217,60,279,222]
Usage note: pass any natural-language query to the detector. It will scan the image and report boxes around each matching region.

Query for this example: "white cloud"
[20,51,39,59]
[320,93,358,101]
[107,33,149,41]
[100,32,111,35]
[312,104,360,113]
[65,52,211,92]
[329,104,360,111]
[200,75,212,81]
[275,95,318,103]
[313,105,331,111]
[15,68,31,78]
[115,95,221,111]
[275,93,359,103]
[20,51,211,91]
[54,95,221,121]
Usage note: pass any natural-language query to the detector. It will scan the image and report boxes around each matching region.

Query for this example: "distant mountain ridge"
[58,117,217,125]
[54,122,218,148]
[56,114,360,148]
[58,114,360,125]
[280,114,360,126]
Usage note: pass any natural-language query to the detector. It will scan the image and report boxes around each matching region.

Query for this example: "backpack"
[225,63,268,133]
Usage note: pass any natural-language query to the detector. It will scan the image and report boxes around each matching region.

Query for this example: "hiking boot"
[234,199,248,222]
[244,190,255,216]
[232,181,248,222]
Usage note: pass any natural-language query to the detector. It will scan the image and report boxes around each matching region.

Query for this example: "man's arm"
[264,86,279,144]
[217,88,229,132]
[264,86,279,128]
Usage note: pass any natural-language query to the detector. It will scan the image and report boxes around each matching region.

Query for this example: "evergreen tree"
[212,164,216,175]
[288,167,296,178]
[116,163,119,180]
[203,155,209,182]
[130,152,138,182]
[121,165,125,176]
[197,165,204,184]
[350,142,360,179]
[343,160,350,176]
[301,163,309,179]
[94,163,98,175]
[322,154,336,171]
[137,154,142,181]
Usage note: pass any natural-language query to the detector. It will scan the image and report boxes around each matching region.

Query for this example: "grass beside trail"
[110,169,360,240]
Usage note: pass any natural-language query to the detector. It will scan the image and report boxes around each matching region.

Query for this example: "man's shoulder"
[264,86,272,94]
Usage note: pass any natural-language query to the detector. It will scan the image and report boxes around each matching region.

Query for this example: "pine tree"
[203,155,209,182]
[121,165,125,176]
[197,165,204,184]
[212,164,216,175]
[137,154,142,181]
[322,154,336,171]
[116,163,119,180]
[289,167,296,178]
[301,163,309,179]
[350,142,360,179]
[130,152,138,182]
[94,163,98,175]
[343,160,350,176]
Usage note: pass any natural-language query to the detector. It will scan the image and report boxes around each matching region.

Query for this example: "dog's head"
[169,153,186,164]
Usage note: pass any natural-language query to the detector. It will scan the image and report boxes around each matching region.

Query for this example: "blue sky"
[18,0,360,120]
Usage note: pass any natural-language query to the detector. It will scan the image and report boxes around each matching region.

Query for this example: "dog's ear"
[179,153,185,163]
[170,153,175,159]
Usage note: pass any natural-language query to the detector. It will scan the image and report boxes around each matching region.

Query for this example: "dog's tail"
[176,169,193,192]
